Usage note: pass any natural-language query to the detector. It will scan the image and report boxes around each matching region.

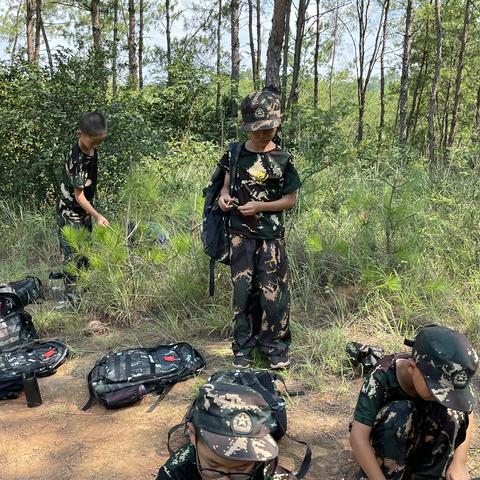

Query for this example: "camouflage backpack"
[82,342,206,410]
[201,142,241,296]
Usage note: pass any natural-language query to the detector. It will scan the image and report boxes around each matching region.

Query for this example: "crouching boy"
[349,325,478,480]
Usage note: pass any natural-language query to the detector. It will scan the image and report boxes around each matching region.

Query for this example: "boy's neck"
[245,139,276,153]
[78,139,95,157]
[396,358,418,397]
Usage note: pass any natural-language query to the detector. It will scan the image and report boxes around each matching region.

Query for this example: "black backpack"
[82,342,206,410]
[168,369,311,479]
[201,142,241,296]
[0,339,69,400]
[0,277,43,351]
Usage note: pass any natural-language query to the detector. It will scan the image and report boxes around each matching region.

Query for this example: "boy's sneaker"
[270,355,290,369]
[232,355,252,369]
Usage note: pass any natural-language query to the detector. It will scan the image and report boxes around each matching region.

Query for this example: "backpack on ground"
[167,369,311,479]
[346,341,385,373]
[0,277,43,351]
[201,142,241,296]
[82,342,206,410]
[0,339,69,400]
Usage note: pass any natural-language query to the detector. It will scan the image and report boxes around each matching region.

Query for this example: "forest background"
[1,0,480,390]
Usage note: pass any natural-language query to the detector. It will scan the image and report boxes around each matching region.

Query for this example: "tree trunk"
[280,0,291,112]
[230,0,240,119]
[216,0,223,126]
[472,84,480,144]
[447,0,472,147]
[128,0,138,88]
[378,0,390,144]
[26,0,35,62]
[10,1,23,65]
[441,79,451,152]
[34,0,42,62]
[248,0,257,87]
[287,0,309,111]
[255,0,261,89]
[91,0,101,49]
[112,0,119,96]
[398,0,412,145]
[328,0,339,110]
[166,0,172,68]
[139,0,144,89]
[313,0,320,110]
[265,0,287,91]
[40,18,53,73]
[428,0,442,168]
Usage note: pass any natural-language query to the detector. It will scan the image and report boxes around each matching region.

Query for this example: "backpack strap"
[228,142,242,196]
[209,257,215,297]
[286,434,312,479]
[81,368,96,411]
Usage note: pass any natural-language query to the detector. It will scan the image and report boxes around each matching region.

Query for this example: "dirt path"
[1,337,479,479]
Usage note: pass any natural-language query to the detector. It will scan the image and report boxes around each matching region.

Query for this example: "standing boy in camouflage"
[218,87,301,370]
[56,112,109,304]
[349,325,478,480]
[156,381,294,479]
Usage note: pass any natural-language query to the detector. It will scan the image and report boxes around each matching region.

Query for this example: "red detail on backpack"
[163,355,177,362]
[43,348,56,358]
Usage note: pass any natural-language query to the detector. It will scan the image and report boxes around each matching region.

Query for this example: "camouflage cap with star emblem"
[240,87,282,132]
[191,381,279,462]
[405,325,479,412]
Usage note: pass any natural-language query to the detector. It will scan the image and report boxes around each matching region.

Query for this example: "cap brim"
[419,361,477,412]
[198,427,279,462]
[241,118,281,132]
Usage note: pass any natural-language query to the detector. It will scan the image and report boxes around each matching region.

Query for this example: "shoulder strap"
[229,142,242,196]
[81,368,95,411]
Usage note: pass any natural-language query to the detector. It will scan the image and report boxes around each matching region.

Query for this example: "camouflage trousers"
[230,234,291,358]
[57,211,92,295]
[357,400,468,480]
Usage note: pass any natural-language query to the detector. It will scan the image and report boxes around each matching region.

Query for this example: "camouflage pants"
[357,400,468,480]
[230,234,291,358]
[57,211,92,295]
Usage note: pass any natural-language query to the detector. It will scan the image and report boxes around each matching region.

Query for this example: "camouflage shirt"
[353,354,417,427]
[219,143,301,240]
[57,142,98,221]
[156,444,293,480]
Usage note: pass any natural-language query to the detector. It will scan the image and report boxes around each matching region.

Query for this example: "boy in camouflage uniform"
[156,381,295,480]
[349,325,478,480]
[218,87,301,370]
[56,112,109,303]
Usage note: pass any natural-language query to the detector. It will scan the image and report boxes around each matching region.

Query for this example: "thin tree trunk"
[216,0,223,127]
[328,0,339,110]
[280,0,291,112]
[398,0,412,145]
[10,1,23,65]
[231,0,240,119]
[40,18,53,73]
[313,0,320,110]
[287,0,309,111]
[265,0,287,91]
[428,0,442,168]
[441,79,451,152]
[472,84,480,144]
[255,0,261,89]
[447,0,471,147]
[165,0,172,68]
[112,0,119,96]
[248,0,257,87]
[26,0,35,62]
[139,0,144,89]
[378,0,390,144]
[128,0,138,88]
[91,0,101,49]
[34,0,42,62]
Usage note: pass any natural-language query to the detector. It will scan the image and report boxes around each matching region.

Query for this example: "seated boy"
[349,325,478,480]
[157,381,294,479]
[56,112,109,303]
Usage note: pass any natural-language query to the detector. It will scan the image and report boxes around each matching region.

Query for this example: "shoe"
[232,356,252,369]
[270,355,290,369]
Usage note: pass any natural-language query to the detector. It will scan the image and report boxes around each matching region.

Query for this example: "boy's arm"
[218,173,234,212]
[74,188,109,226]
[238,192,297,216]
[349,420,386,480]
[446,412,473,480]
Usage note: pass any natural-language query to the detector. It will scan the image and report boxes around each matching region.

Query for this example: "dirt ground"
[1,335,479,480]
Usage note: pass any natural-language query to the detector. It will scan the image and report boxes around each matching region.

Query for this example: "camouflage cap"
[406,325,479,412]
[240,87,282,132]
[191,381,279,462]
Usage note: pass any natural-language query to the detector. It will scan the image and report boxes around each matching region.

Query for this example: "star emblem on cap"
[254,107,266,119]
[452,370,469,388]
[231,411,253,434]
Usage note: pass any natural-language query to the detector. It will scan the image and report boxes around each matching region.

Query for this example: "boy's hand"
[446,460,470,480]
[218,194,234,212]
[238,201,260,216]
[95,214,110,227]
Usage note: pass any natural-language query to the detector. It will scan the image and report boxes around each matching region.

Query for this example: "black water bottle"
[23,368,42,407]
